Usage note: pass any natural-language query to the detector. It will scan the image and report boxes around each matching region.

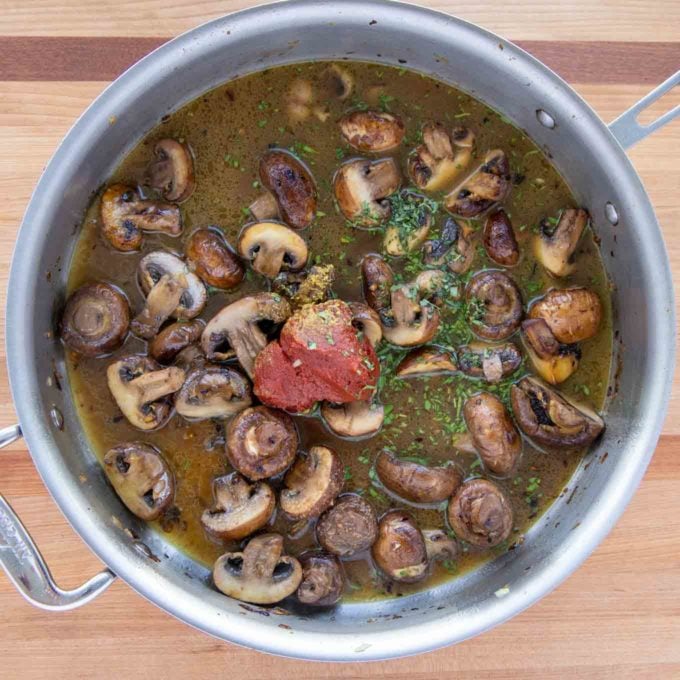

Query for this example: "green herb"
[442,559,458,574]
[344,465,352,481]
[224,153,240,168]
[316,210,327,218]
[386,192,439,250]
[258,100,270,111]
[257,119,268,128]
[290,141,317,157]
[335,147,346,160]
[378,93,396,112]
[454,112,471,119]
[307,341,317,350]
[358,455,370,465]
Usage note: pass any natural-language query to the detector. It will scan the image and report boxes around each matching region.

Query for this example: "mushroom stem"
[131,274,187,340]
[129,366,186,404]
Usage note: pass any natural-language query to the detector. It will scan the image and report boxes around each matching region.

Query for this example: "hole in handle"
[636,84,679,126]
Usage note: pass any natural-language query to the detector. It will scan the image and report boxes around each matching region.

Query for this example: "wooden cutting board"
[0,2,678,678]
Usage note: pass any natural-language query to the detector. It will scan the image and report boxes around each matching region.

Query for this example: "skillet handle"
[0,424,116,611]
[609,70,680,149]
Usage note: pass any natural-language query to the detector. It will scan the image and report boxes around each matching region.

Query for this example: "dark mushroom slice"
[457,341,522,383]
[422,529,458,563]
[61,282,130,357]
[383,190,436,256]
[320,400,384,439]
[372,510,428,583]
[213,533,302,605]
[334,158,401,227]
[201,293,291,377]
[201,472,275,540]
[396,346,457,378]
[272,264,336,310]
[285,77,338,124]
[408,124,475,192]
[107,355,185,430]
[297,552,344,606]
[483,209,519,266]
[348,302,382,348]
[534,208,589,277]
[339,110,405,152]
[174,344,207,372]
[146,138,195,203]
[316,494,378,557]
[238,222,308,279]
[318,64,354,101]
[521,318,580,384]
[149,320,204,364]
[259,150,317,230]
[466,270,523,340]
[447,478,513,547]
[103,442,174,520]
[100,184,181,251]
[226,406,298,480]
[423,217,476,275]
[444,149,511,217]
[463,392,522,476]
[185,228,244,290]
[376,450,462,504]
[175,365,252,420]
[280,446,344,521]
[528,288,602,344]
[361,254,394,316]
[510,376,604,449]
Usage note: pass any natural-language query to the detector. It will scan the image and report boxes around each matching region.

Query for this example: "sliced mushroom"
[213,533,302,605]
[510,376,604,449]
[339,110,405,152]
[272,264,336,310]
[348,302,382,347]
[149,320,204,363]
[333,158,401,227]
[280,446,344,520]
[316,494,378,557]
[361,254,394,315]
[422,529,458,563]
[448,479,513,547]
[146,138,195,203]
[534,208,589,277]
[372,510,428,583]
[61,282,130,356]
[424,220,475,278]
[107,355,185,430]
[285,78,316,123]
[444,149,511,217]
[408,124,475,192]
[383,190,436,256]
[174,344,206,372]
[463,392,522,476]
[259,150,317,230]
[521,318,580,384]
[395,346,457,378]
[201,473,275,540]
[248,191,280,221]
[238,222,308,279]
[175,365,252,420]
[226,406,298,480]
[284,75,345,124]
[318,64,354,101]
[484,209,519,266]
[185,228,244,290]
[320,400,384,439]
[103,442,174,520]
[131,274,187,340]
[376,450,462,504]
[201,293,291,376]
[466,270,523,340]
[457,341,522,383]
[297,552,344,606]
[528,288,602,344]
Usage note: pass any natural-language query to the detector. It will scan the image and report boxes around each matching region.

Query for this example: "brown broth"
[66,61,612,603]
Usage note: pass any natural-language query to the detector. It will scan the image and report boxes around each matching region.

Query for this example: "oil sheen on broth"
[66,61,612,602]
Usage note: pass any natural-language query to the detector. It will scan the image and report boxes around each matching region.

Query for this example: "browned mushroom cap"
[423,217,476,275]
[259,150,317,230]
[201,293,292,377]
[61,282,129,356]
[149,320,204,363]
[528,288,602,344]
[316,494,378,557]
[444,150,511,217]
[376,450,462,504]
[280,446,344,520]
[466,270,523,340]
[175,365,252,420]
[100,184,181,252]
[103,442,174,520]
[297,552,344,606]
[510,376,604,449]
[521,318,580,384]
[200,472,275,540]
[457,341,522,383]
[408,124,475,192]
[320,401,384,439]
[422,529,458,563]
[396,346,457,378]
[272,264,336,310]
[107,355,185,430]
[447,479,513,547]
[361,254,394,315]
[339,110,405,153]
[383,190,436,256]
[213,533,302,605]
[348,302,382,347]
[463,393,521,476]
[226,406,298,480]
[238,222,308,279]
[484,209,519,266]
[372,510,428,583]
[147,139,195,203]
[334,158,401,227]
[534,208,589,277]
[185,228,244,290]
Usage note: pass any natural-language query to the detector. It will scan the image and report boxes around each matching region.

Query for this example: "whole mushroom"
[528,288,602,344]
[521,318,580,384]
[339,110,405,152]
[238,222,308,279]
[297,552,345,606]
[457,341,522,383]
[149,320,204,364]
[466,270,523,340]
[316,494,378,557]
[175,365,252,420]
[146,138,195,203]
[483,209,519,266]
[534,208,589,277]
[185,228,244,290]
[372,510,428,583]
[396,346,457,378]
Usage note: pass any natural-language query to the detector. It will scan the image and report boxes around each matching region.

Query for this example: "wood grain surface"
[0,2,679,678]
